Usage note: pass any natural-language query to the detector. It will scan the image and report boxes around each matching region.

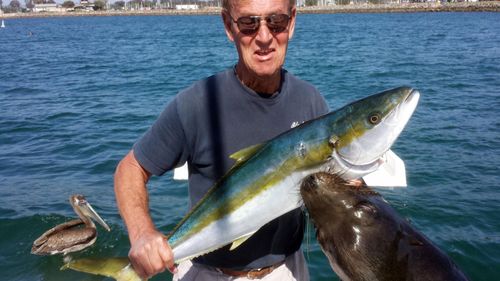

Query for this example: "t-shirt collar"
[231,65,287,100]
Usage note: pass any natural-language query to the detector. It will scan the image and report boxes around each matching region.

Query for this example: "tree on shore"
[112,0,125,10]
[93,0,106,10]
[62,0,74,8]
[25,0,34,9]
[9,0,21,10]
[144,0,154,8]
[128,0,141,10]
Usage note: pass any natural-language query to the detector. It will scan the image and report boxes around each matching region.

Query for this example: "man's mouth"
[255,49,274,57]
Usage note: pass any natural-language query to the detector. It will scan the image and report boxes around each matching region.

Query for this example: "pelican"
[31,194,111,256]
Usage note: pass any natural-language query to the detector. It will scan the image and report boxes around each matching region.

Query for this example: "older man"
[114,0,328,280]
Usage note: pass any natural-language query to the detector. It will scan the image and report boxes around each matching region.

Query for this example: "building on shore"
[176,4,200,10]
[75,0,95,11]
[33,3,65,13]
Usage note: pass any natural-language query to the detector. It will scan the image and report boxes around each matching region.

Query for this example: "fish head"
[328,86,419,179]
[70,194,111,232]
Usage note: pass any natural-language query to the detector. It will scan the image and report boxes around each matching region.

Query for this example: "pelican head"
[70,194,111,232]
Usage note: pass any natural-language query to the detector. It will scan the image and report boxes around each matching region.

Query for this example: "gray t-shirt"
[133,67,329,269]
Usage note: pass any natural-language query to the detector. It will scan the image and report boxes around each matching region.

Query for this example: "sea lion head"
[300,172,383,228]
[300,172,402,281]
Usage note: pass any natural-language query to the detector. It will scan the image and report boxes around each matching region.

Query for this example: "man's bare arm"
[114,150,177,279]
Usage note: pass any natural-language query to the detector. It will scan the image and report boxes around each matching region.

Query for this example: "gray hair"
[222,0,296,11]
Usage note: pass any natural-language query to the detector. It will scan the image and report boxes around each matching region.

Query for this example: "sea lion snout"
[301,174,318,193]
[302,172,346,191]
[301,172,332,194]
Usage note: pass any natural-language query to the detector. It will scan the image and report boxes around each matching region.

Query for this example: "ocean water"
[0,12,499,281]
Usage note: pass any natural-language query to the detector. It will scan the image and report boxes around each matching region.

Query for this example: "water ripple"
[0,12,499,281]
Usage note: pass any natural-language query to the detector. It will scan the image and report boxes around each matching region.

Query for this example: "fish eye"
[368,113,381,125]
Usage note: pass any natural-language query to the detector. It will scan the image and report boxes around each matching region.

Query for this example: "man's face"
[223,0,296,79]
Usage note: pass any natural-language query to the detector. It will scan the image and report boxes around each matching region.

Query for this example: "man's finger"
[158,239,177,274]
[168,264,178,274]
[130,258,149,280]
[130,247,153,280]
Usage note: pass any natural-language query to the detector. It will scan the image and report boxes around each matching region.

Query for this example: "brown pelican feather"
[31,195,110,256]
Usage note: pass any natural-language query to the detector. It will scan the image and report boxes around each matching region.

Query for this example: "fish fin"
[61,257,144,281]
[362,149,407,188]
[174,143,265,181]
[229,144,264,163]
[229,232,256,251]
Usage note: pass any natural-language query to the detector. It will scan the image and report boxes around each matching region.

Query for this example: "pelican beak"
[77,197,111,232]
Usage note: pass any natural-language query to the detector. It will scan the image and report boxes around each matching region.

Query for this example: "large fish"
[300,172,469,281]
[62,86,419,280]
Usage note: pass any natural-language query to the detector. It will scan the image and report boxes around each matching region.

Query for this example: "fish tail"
[61,257,144,281]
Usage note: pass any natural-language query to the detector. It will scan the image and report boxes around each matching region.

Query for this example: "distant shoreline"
[1,2,499,19]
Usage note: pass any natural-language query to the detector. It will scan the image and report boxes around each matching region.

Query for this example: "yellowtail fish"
[63,86,420,280]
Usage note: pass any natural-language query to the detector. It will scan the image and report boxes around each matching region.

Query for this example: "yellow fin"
[229,232,255,251]
[61,257,144,281]
[230,144,264,163]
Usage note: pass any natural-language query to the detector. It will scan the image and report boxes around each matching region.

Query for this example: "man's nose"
[255,20,273,42]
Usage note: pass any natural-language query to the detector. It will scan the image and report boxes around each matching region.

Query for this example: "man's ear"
[288,7,297,40]
[222,10,235,42]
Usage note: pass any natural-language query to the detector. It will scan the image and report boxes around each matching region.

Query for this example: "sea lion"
[300,172,469,281]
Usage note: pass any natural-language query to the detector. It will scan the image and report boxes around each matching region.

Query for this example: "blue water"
[1,12,499,280]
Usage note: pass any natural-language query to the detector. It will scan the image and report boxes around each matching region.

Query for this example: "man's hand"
[129,229,177,279]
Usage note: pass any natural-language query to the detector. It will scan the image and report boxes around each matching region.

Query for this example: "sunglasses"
[228,13,291,36]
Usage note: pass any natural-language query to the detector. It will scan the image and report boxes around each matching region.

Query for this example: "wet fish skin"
[300,172,470,281]
[62,257,143,281]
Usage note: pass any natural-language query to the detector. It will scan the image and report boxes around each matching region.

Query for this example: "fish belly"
[172,169,316,262]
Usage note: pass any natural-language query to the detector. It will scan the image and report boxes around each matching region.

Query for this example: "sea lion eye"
[355,201,377,215]
[353,201,378,225]
[368,113,381,125]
